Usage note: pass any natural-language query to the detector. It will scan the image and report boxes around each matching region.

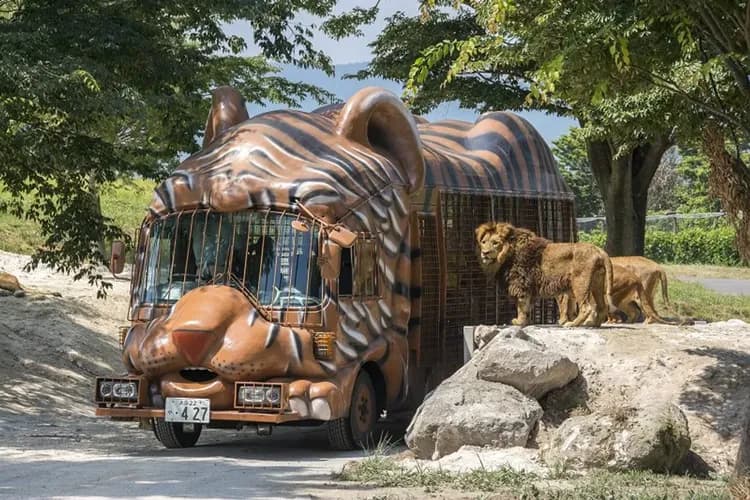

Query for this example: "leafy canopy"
[0,0,375,295]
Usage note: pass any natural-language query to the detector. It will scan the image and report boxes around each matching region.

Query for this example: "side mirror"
[327,226,357,248]
[110,240,126,276]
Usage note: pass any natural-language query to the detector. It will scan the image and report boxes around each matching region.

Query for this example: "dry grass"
[336,455,731,499]
[0,178,154,255]
[663,264,750,280]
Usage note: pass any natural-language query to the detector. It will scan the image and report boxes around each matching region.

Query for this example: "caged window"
[139,210,323,308]
[338,238,378,298]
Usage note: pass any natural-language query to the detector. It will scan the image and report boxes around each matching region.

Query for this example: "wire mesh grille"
[435,194,575,370]
[135,209,323,319]
[418,214,441,367]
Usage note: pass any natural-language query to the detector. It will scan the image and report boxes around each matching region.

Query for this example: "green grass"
[336,454,533,492]
[0,178,155,254]
[655,277,750,323]
[336,456,730,499]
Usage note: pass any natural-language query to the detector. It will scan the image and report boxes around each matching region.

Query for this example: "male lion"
[608,263,672,324]
[476,222,614,327]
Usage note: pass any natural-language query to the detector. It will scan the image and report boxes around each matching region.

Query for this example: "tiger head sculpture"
[121,86,425,420]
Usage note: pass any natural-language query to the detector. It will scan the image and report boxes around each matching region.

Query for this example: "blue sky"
[225,1,576,143]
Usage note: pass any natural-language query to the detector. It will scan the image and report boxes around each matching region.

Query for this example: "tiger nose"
[172,329,215,366]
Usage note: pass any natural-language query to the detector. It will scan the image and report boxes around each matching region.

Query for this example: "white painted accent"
[289,397,309,418]
[311,398,332,420]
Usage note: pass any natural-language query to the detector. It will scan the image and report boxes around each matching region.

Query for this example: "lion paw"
[511,318,527,326]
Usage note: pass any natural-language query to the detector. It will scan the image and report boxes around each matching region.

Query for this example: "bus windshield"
[139,210,322,308]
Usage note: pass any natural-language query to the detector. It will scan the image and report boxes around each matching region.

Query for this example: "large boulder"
[545,403,691,472]
[405,367,542,459]
[472,335,579,399]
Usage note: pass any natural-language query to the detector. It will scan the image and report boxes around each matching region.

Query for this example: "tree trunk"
[88,174,106,261]
[702,126,750,264]
[587,136,672,256]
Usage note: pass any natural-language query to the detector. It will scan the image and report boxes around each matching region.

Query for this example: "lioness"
[608,264,672,324]
[611,255,670,308]
[476,222,614,327]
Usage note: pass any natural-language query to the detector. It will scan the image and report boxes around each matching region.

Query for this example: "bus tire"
[327,371,377,450]
[153,419,202,448]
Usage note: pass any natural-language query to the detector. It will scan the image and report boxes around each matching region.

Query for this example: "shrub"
[578,226,743,266]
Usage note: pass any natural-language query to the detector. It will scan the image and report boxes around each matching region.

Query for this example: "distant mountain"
[254,62,576,144]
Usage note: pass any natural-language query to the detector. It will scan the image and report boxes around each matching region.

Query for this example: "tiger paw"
[287,379,344,420]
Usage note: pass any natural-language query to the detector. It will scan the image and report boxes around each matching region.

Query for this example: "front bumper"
[94,406,302,424]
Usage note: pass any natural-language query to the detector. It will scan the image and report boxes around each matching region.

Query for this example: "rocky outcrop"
[736,414,750,478]
[410,445,548,476]
[405,365,543,459]
[545,403,691,473]
[472,334,579,399]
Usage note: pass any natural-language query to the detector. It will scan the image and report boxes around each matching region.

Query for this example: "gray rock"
[473,336,579,399]
[13,289,26,298]
[614,403,691,472]
[405,377,542,459]
[546,403,691,473]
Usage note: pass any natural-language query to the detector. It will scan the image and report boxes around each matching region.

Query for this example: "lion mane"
[475,221,614,327]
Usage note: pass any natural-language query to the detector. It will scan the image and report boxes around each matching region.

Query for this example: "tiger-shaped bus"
[95,86,576,449]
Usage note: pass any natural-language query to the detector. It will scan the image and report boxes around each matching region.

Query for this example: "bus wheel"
[153,419,202,448]
[327,371,377,450]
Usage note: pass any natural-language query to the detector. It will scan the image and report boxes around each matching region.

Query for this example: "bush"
[578,226,743,266]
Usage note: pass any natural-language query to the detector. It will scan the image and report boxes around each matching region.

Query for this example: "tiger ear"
[202,86,249,148]
[336,87,425,194]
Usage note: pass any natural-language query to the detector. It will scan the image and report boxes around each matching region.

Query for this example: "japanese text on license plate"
[165,397,210,423]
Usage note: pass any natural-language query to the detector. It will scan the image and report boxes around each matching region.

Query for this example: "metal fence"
[577,212,728,233]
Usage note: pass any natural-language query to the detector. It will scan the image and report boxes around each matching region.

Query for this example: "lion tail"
[658,269,671,307]
[604,254,616,313]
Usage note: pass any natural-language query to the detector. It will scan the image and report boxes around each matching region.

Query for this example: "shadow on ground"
[680,347,750,439]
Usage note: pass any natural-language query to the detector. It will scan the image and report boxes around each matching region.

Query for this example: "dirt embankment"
[0,251,129,417]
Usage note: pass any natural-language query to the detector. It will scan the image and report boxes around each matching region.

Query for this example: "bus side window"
[339,247,353,295]
[354,239,378,297]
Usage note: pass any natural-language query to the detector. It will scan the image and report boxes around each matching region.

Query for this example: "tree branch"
[630,63,750,137]
[698,5,736,54]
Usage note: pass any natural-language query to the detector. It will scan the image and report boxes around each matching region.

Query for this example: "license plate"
[165,397,210,424]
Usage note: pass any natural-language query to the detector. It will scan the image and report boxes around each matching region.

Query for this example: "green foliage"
[552,128,603,217]
[646,227,741,266]
[674,147,721,213]
[580,226,742,266]
[0,0,368,294]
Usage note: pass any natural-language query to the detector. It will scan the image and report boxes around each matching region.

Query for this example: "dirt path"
[677,275,750,295]
[0,413,379,499]
[0,252,403,499]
